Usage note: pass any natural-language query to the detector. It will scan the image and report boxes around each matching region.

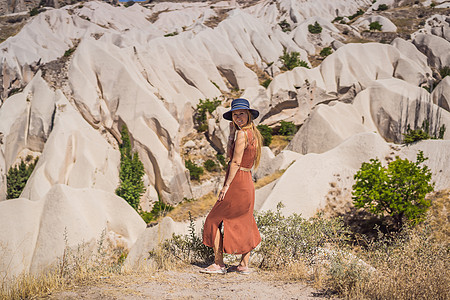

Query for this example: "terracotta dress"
[202,128,261,254]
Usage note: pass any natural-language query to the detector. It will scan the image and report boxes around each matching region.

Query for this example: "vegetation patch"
[308,21,322,34]
[257,124,273,146]
[278,19,291,32]
[115,125,146,212]
[185,159,204,181]
[279,50,309,71]
[319,47,333,57]
[6,155,38,199]
[194,98,221,132]
[369,21,383,31]
[403,119,446,144]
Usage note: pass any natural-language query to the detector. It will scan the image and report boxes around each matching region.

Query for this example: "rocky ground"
[48,265,328,299]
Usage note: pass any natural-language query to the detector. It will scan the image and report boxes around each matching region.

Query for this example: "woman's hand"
[217,185,229,202]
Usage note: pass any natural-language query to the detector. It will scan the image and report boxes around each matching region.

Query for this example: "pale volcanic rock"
[254,148,301,180]
[413,33,450,69]
[0,71,55,172]
[20,89,120,201]
[292,16,340,55]
[0,184,146,280]
[353,15,397,32]
[432,76,450,112]
[287,78,450,154]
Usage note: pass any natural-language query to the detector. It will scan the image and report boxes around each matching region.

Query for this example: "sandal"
[236,266,251,275]
[199,264,227,274]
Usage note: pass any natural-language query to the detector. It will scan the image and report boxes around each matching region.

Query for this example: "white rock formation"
[413,33,450,69]
[353,15,397,32]
[0,184,146,280]
[432,76,450,111]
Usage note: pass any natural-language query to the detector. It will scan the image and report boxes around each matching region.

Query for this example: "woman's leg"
[239,252,250,268]
[213,226,225,266]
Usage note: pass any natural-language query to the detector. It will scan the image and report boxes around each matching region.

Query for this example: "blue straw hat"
[223,98,259,121]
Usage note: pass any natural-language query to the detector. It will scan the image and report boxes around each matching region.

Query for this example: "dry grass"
[254,169,285,189]
[269,135,290,155]
[164,192,217,222]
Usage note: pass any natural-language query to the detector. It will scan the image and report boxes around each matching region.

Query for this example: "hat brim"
[223,108,259,121]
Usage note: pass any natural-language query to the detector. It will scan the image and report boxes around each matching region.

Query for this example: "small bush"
[352,150,434,228]
[29,7,41,17]
[203,159,217,172]
[376,4,388,11]
[255,203,349,269]
[440,66,450,79]
[164,32,178,37]
[141,199,174,223]
[369,21,383,31]
[64,47,76,57]
[115,125,146,212]
[257,124,273,146]
[348,9,364,20]
[124,1,135,7]
[185,159,204,181]
[280,51,309,70]
[278,120,297,136]
[333,16,344,22]
[155,212,214,264]
[278,19,291,32]
[403,119,446,144]
[261,78,272,88]
[195,98,221,130]
[320,47,333,57]
[308,21,322,34]
[216,153,227,169]
[7,156,38,199]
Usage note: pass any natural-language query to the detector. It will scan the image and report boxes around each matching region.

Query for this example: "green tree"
[195,98,221,132]
[203,159,217,172]
[352,151,434,228]
[116,125,146,211]
[279,120,297,136]
[257,124,273,146]
[369,21,382,31]
[185,159,204,180]
[280,51,309,71]
[6,156,38,199]
[403,119,446,144]
[320,47,333,57]
[278,19,291,32]
[308,21,322,34]
[376,4,388,11]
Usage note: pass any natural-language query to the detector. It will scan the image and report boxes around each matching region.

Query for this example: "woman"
[201,98,263,275]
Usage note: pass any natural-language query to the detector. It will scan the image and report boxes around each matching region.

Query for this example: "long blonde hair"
[233,110,263,169]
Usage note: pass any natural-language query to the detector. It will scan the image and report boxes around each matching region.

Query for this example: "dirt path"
[48,265,329,299]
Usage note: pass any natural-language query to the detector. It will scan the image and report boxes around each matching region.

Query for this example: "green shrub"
[440,66,450,79]
[278,19,291,32]
[348,9,364,20]
[279,120,297,136]
[261,78,272,88]
[64,47,76,57]
[29,7,41,17]
[320,47,333,57]
[142,199,174,223]
[376,4,388,11]
[154,212,214,264]
[403,119,446,144]
[352,151,434,228]
[203,159,217,172]
[333,16,344,22]
[369,21,382,31]
[195,98,221,131]
[308,21,322,34]
[124,1,135,7]
[216,153,227,168]
[257,124,273,146]
[115,125,146,212]
[164,32,178,37]
[255,203,349,269]
[7,156,38,199]
[280,50,309,70]
[185,159,204,180]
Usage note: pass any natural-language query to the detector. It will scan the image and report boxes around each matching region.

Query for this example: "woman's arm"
[218,130,246,201]
[227,122,236,159]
